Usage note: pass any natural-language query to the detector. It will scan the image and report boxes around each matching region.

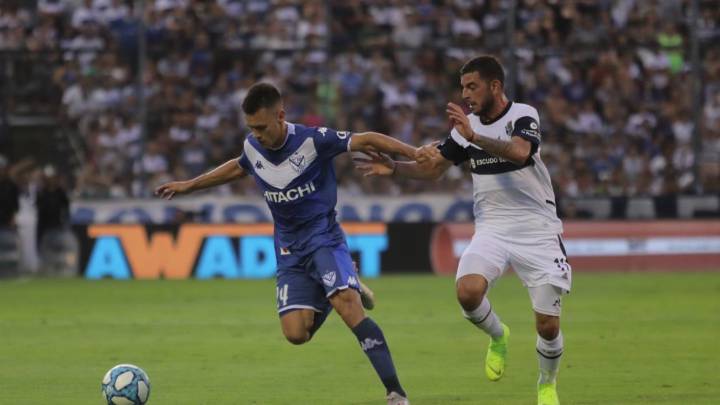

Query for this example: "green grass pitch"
[1,272,718,404]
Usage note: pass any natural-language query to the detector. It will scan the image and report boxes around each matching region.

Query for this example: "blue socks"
[352,317,406,397]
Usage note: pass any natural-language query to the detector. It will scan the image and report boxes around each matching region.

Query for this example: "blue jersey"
[237,122,352,266]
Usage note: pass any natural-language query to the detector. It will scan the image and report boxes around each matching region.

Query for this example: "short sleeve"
[237,151,253,173]
[437,129,470,165]
[512,116,541,156]
[313,127,353,158]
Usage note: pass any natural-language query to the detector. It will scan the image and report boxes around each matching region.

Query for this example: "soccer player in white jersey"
[156,83,414,405]
[356,55,570,405]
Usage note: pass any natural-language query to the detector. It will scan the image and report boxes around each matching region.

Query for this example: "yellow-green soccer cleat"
[538,382,560,405]
[485,323,510,381]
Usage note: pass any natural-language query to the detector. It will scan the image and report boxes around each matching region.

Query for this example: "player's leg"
[455,233,511,381]
[313,244,408,404]
[279,308,316,345]
[529,285,564,405]
[329,289,408,404]
[276,268,332,344]
[457,274,503,335]
[510,234,571,405]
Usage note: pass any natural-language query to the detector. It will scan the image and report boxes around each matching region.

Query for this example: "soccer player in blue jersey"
[155,83,413,405]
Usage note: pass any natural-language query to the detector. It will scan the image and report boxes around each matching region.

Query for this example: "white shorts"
[456,231,572,315]
[527,284,564,316]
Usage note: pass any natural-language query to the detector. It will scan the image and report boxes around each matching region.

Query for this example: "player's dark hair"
[242,83,282,114]
[460,56,505,87]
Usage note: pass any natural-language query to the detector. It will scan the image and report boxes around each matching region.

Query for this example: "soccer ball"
[101,364,151,405]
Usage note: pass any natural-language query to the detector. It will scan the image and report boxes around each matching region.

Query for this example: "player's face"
[245,105,286,149]
[460,72,498,116]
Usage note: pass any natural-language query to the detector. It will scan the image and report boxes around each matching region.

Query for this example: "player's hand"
[446,102,475,141]
[415,141,441,164]
[353,152,396,177]
[154,181,193,200]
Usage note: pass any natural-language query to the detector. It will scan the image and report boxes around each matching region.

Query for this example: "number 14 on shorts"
[277,284,289,307]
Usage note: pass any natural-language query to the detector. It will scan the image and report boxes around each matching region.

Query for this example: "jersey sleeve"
[512,113,541,156]
[237,151,253,174]
[437,128,470,165]
[313,127,353,159]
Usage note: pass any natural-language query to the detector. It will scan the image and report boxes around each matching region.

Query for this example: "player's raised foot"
[485,323,510,381]
[386,391,410,405]
[538,381,560,405]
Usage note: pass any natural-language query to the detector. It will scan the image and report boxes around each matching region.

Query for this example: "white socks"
[536,331,563,384]
[462,297,504,339]
[463,297,564,386]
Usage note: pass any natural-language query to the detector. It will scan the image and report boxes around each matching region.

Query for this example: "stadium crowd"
[1,0,719,200]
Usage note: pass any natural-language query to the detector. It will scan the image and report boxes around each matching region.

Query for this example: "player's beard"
[477,96,495,118]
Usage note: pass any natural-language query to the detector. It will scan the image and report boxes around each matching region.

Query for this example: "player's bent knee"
[456,286,483,311]
[281,320,311,345]
[456,289,480,311]
[535,314,560,340]
[283,330,310,345]
[456,276,488,311]
[280,309,314,345]
[537,325,560,341]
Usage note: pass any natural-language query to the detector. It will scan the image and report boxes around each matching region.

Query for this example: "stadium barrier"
[431,221,720,274]
[70,195,720,224]
[73,220,719,279]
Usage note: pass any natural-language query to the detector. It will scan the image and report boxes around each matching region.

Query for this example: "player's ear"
[277,106,285,122]
[491,79,502,95]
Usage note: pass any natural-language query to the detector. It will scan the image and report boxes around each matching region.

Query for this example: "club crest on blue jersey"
[289,152,307,173]
[236,122,353,257]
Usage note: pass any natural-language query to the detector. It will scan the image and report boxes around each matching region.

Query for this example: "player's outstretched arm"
[349,131,418,160]
[354,147,452,181]
[446,102,532,166]
[155,159,247,200]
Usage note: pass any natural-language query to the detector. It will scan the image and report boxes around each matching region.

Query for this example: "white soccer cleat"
[353,261,375,310]
[386,391,410,405]
[359,279,376,310]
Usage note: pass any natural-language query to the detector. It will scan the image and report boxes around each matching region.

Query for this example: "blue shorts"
[275,243,360,316]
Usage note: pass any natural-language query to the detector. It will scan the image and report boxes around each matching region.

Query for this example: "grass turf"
[0,272,718,404]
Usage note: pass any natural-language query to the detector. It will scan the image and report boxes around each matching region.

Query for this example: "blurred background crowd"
[1,0,719,203]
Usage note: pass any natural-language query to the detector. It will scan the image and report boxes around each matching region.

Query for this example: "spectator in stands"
[37,0,65,18]
[0,155,22,276]
[0,155,20,229]
[35,165,70,248]
[61,72,95,127]
[1,0,718,201]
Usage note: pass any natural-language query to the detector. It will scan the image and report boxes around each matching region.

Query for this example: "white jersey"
[438,101,563,235]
